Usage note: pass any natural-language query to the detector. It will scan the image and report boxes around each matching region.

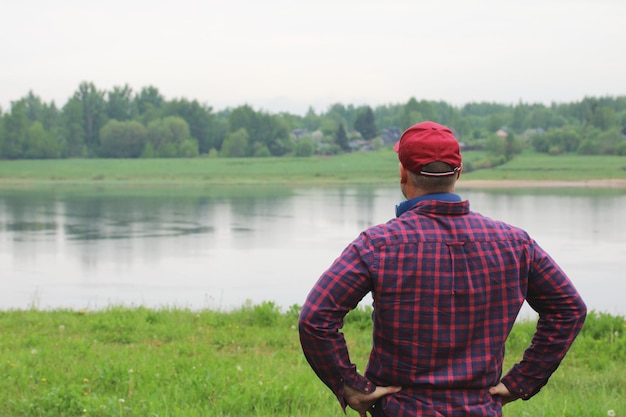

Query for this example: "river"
[0,185,624,317]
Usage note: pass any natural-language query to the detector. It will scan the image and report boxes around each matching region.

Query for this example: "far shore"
[1,178,626,189]
[457,178,626,189]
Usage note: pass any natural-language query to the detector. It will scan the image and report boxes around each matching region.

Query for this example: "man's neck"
[395,191,461,217]
[403,187,455,200]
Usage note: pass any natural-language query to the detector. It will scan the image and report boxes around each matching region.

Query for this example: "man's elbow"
[298,304,314,337]
[572,297,588,330]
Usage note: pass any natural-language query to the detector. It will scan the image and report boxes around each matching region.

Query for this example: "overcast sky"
[1,0,625,115]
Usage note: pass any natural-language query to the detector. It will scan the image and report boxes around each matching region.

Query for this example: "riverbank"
[458,178,626,189]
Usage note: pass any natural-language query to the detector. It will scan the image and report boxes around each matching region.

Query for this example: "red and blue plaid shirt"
[299,195,586,417]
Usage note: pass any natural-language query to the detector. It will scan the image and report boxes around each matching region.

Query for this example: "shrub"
[295,138,315,157]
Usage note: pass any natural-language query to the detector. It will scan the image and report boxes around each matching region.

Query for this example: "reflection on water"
[0,185,625,317]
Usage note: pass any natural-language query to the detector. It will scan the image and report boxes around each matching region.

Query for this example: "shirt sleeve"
[298,234,376,410]
[500,241,587,400]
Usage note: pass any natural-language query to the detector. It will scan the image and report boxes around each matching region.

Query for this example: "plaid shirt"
[299,195,586,417]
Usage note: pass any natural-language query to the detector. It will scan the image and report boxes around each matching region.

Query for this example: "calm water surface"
[1,185,624,317]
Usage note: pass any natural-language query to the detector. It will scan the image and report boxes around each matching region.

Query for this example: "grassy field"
[0,150,625,187]
[0,305,624,417]
[463,152,626,182]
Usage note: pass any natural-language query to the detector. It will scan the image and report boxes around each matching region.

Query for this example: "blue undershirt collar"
[395,192,462,217]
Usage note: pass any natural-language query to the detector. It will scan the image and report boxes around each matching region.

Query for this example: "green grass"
[0,152,399,186]
[462,151,626,181]
[1,305,624,417]
[1,150,625,187]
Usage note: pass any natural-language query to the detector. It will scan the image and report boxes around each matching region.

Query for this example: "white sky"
[1,0,625,115]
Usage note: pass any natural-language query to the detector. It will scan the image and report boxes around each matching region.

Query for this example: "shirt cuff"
[336,373,376,410]
[500,374,533,401]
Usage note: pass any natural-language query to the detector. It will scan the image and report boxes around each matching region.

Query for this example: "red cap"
[394,121,462,176]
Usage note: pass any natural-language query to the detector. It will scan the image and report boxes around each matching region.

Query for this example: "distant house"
[380,127,401,145]
[348,138,372,152]
[521,128,545,142]
[291,128,308,139]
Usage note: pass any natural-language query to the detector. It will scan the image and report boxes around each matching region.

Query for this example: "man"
[298,121,586,417]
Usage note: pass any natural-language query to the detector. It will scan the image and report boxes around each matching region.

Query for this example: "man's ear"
[456,163,463,180]
[399,163,408,184]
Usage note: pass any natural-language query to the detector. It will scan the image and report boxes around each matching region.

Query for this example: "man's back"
[299,198,586,417]
[365,198,534,415]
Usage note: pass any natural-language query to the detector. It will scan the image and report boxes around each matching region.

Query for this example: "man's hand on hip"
[344,384,402,417]
[489,382,517,405]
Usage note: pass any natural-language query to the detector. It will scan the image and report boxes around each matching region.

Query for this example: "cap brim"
[419,165,462,177]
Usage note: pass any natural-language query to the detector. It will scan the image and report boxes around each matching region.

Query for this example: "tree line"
[1,81,625,160]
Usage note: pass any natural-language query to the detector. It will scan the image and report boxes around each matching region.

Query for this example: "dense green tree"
[140,142,156,158]
[616,110,626,127]
[461,102,510,117]
[319,118,337,137]
[229,105,258,137]
[73,82,108,155]
[295,138,315,157]
[262,114,292,156]
[534,127,582,154]
[107,85,135,121]
[531,133,550,153]
[555,127,581,153]
[228,106,291,156]
[22,91,60,130]
[354,106,377,140]
[135,86,165,123]
[302,107,321,132]
[60,97,87,157]
[402,98,424,129]
[178,139,200,158]
[527,106,555,130]
[439,103,461,131]
[164,99,215,154]
[595,129,624,154]
[146,116,191,155]
[7,93,61,157]
[590,106,617,131]
[326,103,349,131]
[374,103,404,130]
[0,94,60,159]
[327,103,358,133]
[0,119,4,156]
[577,139,600,155]
[335,123,349,151]
[511,102,528,132]
[413,100,436,122]
[100,120,147,158]
[253,144,272,157]
[503,131,524,160]
[221,128,249,157]
[0,100,29,158]
[23,121,59,159]
[157,143,177,157]
[0,96,60,159]
[210,117,229,152]
[484,134,506,157]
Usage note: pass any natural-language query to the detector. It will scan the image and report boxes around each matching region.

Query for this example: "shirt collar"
[395,192,462,217]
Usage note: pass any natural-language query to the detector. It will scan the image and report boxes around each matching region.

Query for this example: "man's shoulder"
[468,210,532,239]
